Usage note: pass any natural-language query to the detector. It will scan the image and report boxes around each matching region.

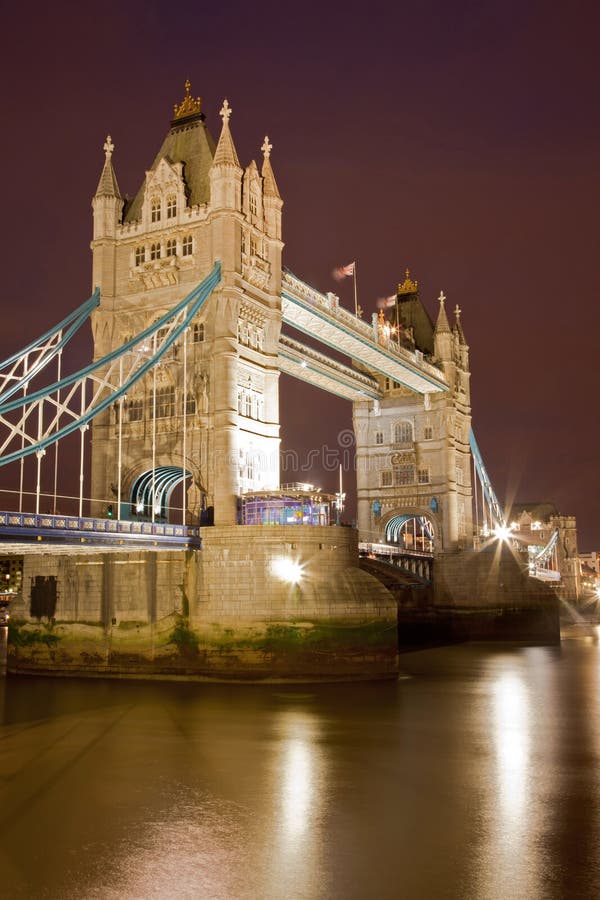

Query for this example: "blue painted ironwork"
[469,428,505,527]
[0,289,100,405]
[0,263,221,466]
[130,466,191,519]
[385,514,434,545]
[0,510,201,549]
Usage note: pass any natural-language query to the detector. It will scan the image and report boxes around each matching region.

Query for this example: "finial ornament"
[220,99,232,124]
[438,291,446,307]
[398,268,418,295]
[454,304,461,319]
[173,79,202,119]
[261,136,272,159]
[103,135,114,160]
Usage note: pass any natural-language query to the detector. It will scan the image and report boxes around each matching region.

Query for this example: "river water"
[1,630,599,900]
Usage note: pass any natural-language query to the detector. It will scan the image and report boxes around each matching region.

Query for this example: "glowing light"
[136,501,144,513]
[272,557,304,584]
[493,523,514,543]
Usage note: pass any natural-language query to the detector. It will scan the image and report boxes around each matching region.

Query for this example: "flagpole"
[353,261,358,316]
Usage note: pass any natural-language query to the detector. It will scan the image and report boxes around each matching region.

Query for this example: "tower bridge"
[0,83,555,671]
[0,82,562,609]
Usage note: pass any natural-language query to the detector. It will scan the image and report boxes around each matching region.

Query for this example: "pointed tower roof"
[453,304,467,344]
[261,135,281,198]
[434,291,451,333]
[123,81,216,223]
[95,135,121,198]
[212,99,241,168]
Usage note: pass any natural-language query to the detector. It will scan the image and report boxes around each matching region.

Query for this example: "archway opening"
[385,514,435,553]
[130,466,192,523]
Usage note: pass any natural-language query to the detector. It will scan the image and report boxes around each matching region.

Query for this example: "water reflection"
[265,708,326,899]
[492,670,530,826]
[2,644,600,899]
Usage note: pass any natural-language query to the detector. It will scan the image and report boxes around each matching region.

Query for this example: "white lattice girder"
[278,334,382,402]
[281,276,448,394]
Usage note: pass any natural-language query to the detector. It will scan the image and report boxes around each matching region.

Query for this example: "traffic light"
[107,504,114,518]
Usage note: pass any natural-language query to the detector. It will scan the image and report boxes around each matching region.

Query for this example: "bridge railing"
[0,511,200,543]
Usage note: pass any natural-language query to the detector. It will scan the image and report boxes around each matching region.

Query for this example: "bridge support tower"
[353,276,473,553]
[90,84,284,525]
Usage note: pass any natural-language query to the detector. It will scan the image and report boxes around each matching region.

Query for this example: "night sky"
[0,1,598,547]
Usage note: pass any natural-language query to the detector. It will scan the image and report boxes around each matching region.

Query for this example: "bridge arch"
[130,466,192,521]
[382,510,439,553]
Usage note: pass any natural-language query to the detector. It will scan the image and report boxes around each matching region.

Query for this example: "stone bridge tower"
[353,272,473,552]
[90,82,283,525]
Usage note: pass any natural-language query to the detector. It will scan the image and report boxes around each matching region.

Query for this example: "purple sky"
[0,0,598,547]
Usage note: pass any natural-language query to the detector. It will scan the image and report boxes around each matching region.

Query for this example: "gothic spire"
[453,304,467,344]
[434,290,451,333]
[261,135,281,199]
[95,135,121,199]
[212,99,241,168]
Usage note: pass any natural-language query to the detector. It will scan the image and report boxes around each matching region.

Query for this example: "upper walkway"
[281,271,448,395]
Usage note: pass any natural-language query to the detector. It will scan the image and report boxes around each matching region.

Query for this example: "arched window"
[127,398,144,422]
[166,238,176,257]
[154,385,175,418]
[193,322,204,343]
[393,421,413,444]
[135,246,145,266]
[150,243,161,261]
[150,198,161,223]
[185,393,196,415]
[182,235,193,256]
[375,432,384,445]
[166,196,177,219]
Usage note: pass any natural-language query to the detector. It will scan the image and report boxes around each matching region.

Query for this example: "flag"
[332,261,355,281]
[376,294,396,309]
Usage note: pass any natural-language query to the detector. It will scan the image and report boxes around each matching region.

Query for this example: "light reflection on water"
[2,640,600,900]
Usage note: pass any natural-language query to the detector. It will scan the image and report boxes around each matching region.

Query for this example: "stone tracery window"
[166,196,177,219]
[185,392,196,415]
[394,464,415,486]
[127,398,144,422]
[393,421,413,444]
[135,246,145,266]
[182,235,193,256]
[150,242,161,261]
[154,385,175,418]
[193,322,204,343]
[166,238,176,257]
[151,198,161,223]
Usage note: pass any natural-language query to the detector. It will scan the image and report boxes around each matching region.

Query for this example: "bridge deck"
[0,512,201,552]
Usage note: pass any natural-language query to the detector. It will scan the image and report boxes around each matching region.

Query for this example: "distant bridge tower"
[353,272,473,552]
[90,82,284,525]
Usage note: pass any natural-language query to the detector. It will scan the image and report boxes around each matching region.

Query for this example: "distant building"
[509,503,581,602]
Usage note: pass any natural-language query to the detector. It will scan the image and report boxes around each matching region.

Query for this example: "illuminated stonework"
[90,87,283,525]
[353,280,474,552]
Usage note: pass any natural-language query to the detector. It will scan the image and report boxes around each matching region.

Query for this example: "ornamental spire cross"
[454,304,461,319]
[103,135,114,161]
[220,99,232,124]
[261,135,272,159]
[438,290,446,307]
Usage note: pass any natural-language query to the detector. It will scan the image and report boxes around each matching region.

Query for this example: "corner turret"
[92,135,123,239]
[433,291,452,361]
[209,99,242,210]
